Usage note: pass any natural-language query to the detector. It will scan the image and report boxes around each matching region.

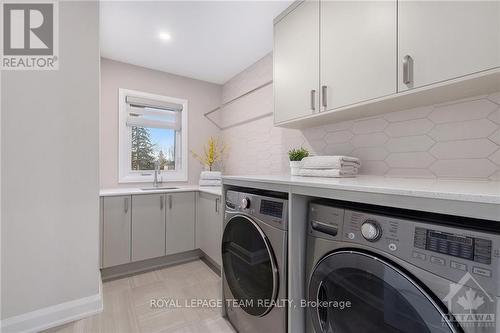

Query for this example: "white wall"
[101,52,500,182]
[1,1,101,330]
[221,53,500,180]
[0,51,2,326]
[100,58,221,188]
[221,54,304,175]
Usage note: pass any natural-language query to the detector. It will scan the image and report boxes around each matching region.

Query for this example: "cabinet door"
[321,1,396,111]
[102,196,131,268]
[399,1,500,91]
[196,193,209,259]
[274,1,319,123]
[210,195,222,266]
[165,192,196,255]
[132,194,166,261]
[196,192,222,266]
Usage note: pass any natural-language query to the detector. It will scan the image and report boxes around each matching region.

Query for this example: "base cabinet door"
[196,192,222,266]
[165,192,196,255]
[132,194,166,261]
[102,196,131,268]
[399,1,500,91]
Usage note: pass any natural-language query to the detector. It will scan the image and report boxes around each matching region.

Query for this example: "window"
[119,89,188,182]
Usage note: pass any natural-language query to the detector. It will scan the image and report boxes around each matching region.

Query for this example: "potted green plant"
[288,147,309,175]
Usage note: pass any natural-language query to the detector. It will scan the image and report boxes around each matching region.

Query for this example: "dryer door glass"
[309,251,461,333]
[222,215,278,317]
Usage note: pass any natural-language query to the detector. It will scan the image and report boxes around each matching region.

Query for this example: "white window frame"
[118,88,188,183]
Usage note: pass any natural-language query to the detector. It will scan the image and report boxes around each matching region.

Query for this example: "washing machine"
[222,189,288,333]
[306,200,499,333]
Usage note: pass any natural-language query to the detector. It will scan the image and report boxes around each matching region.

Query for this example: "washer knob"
[241,197,250,209]
[361,220,382,242]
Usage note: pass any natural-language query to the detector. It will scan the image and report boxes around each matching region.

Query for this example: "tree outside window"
[131,126,176,171]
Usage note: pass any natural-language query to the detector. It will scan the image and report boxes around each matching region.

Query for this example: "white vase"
[289,160,302,176]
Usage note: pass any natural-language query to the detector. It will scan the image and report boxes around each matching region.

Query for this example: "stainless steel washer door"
[222,214,279,317]
[308,250,462,333]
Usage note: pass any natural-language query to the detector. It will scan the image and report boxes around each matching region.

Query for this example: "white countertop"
[99,185,221,197]
[222,175,500,205]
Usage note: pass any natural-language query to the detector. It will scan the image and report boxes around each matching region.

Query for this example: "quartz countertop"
[222,175,500,205]
[99,185,221,197]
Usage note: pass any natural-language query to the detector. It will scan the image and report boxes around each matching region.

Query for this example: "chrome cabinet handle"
[168,195,173,209]
[124,197,129,214]
[310,89,316,111]
[321,85,327,109]
[215,198,219,213]
[160,195,164,210]
[403,55,413,85]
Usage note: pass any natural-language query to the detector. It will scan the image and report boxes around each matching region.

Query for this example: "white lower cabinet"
[132,194,166,262]
[101,191,212,268]
[102,195,131,268]
[196,192,222,266]
[166,192,196,255]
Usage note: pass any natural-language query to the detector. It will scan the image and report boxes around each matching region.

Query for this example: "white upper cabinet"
[321,1,396,111]
[274,1,320,123]
[273,0,500,127]
[398,1,500,91]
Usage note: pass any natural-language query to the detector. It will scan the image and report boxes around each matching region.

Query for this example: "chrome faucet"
[153,161,162,187]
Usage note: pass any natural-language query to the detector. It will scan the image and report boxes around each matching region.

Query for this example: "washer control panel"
[226,190,288,231]
[309,203,499,291]
[414,227,492,265]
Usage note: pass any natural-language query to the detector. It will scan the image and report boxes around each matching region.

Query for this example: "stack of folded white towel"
[293,156,361,178]
[199,171,222,186]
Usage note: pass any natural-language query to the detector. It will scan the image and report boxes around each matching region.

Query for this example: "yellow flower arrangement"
[191,137,226,171]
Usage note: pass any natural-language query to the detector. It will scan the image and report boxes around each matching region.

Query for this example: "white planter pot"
[289,161,302,176]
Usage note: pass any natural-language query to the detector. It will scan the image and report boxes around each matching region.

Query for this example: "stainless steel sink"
[140,187,178,191]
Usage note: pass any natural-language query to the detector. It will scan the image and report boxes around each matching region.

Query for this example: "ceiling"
[100,1,292,84]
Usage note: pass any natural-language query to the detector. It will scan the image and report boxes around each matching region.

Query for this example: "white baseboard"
[1,276,103,333]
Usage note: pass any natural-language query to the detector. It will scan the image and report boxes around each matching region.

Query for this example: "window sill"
[118,172,188,183]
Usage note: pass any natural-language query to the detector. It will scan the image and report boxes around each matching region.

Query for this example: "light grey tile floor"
[42,260,235,333]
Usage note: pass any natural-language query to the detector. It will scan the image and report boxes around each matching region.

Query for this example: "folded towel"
[199,179,222,186]
[295,167,358,178]
[200,171,222,180]
[300,156,361,169]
